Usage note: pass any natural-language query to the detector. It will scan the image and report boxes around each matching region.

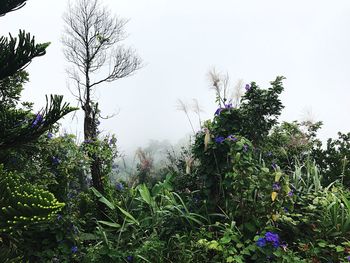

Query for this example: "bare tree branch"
[62,0,142,196]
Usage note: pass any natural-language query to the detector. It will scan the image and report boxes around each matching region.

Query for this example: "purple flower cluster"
[214,135,238,144]
[214,103,234,116]
[256,232,280,248]
[116,182,124,191]
[245,84,251,92]
[272,182,281,191]
[71,246,78,254]
[214,108,223,115]
[214,136,225,144]
[52,157,60,165]
[31,113,43,128]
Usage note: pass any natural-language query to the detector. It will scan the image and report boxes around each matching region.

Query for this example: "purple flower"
[347,255,350,261]
[127,255,134,262]
[256,237,267,247]
[225,103,233,109]
[214,108,223,115]
[31,113,43,128]
[265,232,279,243]
[71,246,78,254]
[116,182,124,191]
[272,182,281,191]
[227,135,237,141]
[47,132,53,139]
[245,84,251,91]
[243,144,248,152]
[272,240,280,248]
[281,242,288,250]
[271,162,277,169]
[52,157,60,165]
[288,190,294,197]
[215,136,225,144]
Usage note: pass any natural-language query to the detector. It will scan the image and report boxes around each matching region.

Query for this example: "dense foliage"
[1,1,350,262]
[4,74,348,262]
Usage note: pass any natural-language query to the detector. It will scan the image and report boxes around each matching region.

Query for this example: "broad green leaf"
[117,205,139,225]
[138,184,152,205]
[98,220,121,229]
[91,187,115,210]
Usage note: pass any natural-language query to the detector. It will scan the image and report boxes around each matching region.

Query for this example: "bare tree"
[62,0,142,195]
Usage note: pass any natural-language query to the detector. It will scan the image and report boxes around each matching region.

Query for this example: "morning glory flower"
[71,246,78,254]
[52,157,60,165]
[272,182,281,191]
[271,162,277,169]
[215,136,225,144]
[243,144,248,152]
[31,113,43,128]
[256,237,267,247]
[272,240,280,248]
[265,232,279,244]
[116,182,124,191]
[214,108,223,115]
[227,135,237,141]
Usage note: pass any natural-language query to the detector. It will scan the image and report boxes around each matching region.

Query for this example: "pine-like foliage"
[0,1,75,259]
[0,165,64,232]
[0,0,27,16]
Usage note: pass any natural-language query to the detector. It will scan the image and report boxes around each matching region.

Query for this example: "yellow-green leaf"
[274,171,282,182]
[271,191,278,201]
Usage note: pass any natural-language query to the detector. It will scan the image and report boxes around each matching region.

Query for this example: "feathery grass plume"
[208,68,225,107]
[176,99,195,134]
[222,72,230,104]
[208,68,243,108]
[208,68,221,93]
[300,107,317,126]
[231,79,244,107]
[191,98,204,128]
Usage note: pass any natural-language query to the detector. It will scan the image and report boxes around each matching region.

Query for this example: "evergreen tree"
[0,0,75,260]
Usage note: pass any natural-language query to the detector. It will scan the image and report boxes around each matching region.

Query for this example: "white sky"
[1,0,350,153]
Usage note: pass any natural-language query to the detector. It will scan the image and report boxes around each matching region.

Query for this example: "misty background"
[1,0,349,157]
